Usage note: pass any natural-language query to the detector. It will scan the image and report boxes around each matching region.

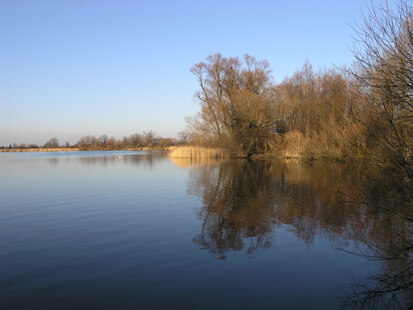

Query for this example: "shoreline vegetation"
[0,146,172,153]
[174,2,412,181]
[167,146,338,161]
[0,145,347,162]
[0,148,79,152]
[168,146,228,158]
[0,145,339,162]
[1,130,177,153]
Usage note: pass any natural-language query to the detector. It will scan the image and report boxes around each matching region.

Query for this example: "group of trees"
[184,0,412,178]
[184,54,361,158]
[76,131,176,151]
[2,131,180,151]
[187,53,281,156]
[273,63,361,158]
[44,137,60,148]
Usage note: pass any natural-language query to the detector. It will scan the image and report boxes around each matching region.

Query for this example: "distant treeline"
[1,131,181,151]
[76,131,177,150]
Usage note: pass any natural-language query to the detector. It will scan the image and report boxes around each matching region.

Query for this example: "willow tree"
[189,53,287,156]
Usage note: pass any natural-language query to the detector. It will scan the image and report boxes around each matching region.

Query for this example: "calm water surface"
[0,151,406,309]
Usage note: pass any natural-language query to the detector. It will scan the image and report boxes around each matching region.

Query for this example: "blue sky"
[0,0,383,145]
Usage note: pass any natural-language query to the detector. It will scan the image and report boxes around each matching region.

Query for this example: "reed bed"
[168,146,228,158]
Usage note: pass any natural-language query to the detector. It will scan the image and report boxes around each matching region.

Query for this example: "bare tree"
[178,130,189,144]
[77,135,98,150]
[129,133,142,148]
[98,135,108,148]
[351,0,413,177]
[143,130,157,147]
[44,137,59,148]
[190,53,289,156]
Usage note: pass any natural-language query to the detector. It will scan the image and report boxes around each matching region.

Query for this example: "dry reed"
[168,146,228,158]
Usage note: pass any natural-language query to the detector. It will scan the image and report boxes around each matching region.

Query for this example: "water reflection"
[337,171,413,309]
[180,159,412,308]
[190,160,278,258]
[186,160,363,257]
[169,156,226,168]
[43,151,168,168]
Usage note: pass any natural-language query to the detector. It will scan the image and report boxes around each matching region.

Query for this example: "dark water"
[0,151,411,309]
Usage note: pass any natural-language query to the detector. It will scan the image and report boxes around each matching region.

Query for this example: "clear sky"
[0,0,384,146]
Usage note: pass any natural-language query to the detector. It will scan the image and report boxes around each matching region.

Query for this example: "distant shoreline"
[0,147,176,153]
[0,148,80,152]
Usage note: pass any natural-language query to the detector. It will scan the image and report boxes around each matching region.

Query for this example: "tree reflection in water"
[337,171,412,309]
[181,159,412,309]
[45,151,167,168]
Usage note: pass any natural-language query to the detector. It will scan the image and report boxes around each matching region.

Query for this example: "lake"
[0,151,410,309]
